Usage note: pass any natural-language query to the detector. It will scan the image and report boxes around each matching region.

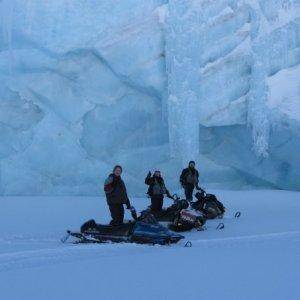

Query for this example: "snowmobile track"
[0,230,299,273]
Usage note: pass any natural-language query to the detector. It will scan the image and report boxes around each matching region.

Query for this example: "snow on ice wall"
[0,0,299,196]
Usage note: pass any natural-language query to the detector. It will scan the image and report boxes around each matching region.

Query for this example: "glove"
[172,194,179,201]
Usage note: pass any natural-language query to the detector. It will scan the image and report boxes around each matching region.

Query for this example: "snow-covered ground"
[0,190,299,300]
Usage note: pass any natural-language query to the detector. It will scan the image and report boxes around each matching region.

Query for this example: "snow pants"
[151,195,164,212]
[108,203,124,225]
[184,185,195,202]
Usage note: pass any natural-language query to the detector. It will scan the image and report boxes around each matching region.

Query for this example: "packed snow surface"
[0,190,299,300]
[0,0,299,195]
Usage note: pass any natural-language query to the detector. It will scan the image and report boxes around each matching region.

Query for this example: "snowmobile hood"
[132,221,184,244]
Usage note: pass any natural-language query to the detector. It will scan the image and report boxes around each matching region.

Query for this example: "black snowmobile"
[141,195,206,232]
[62,208,184,245]
[191,189,225,219]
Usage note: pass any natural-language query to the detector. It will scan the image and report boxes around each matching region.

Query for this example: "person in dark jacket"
[180,161,200,202]
[104,165,132,225]
[145,170,173,212]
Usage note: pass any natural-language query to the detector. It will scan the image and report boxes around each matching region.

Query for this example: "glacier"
[0,0,299,195]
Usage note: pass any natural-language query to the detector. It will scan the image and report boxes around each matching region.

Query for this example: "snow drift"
[0,0,299,195]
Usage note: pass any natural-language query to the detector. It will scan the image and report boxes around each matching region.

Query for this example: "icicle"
[248,47,270,158]
[1,0,13,47]
[165,0,200,164]
[1,0,14,73]
[247,4,270,158]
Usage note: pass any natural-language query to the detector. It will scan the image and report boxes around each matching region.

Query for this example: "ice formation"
[0,0,299,195]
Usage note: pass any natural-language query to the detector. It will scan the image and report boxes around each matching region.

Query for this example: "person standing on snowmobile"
[104,165,133,225]
[180,161,200,202]
[145,170,173,212]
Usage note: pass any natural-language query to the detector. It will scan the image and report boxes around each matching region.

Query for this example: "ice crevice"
[63,47,163,102]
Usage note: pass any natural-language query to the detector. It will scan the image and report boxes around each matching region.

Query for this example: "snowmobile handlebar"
[172,194,180,202]
[130,206,138,220]
[197,187,206,195]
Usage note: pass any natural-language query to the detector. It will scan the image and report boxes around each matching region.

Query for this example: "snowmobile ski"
[216,223,225,230]
[234,211,241,218]
[62,230,124,244]
[184,241,192,247]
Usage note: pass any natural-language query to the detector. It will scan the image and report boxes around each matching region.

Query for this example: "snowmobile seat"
[80,219,134,236]
[95,222,134,236]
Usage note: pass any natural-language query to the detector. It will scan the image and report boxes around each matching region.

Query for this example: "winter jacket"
[180,168,199,188]
[145,174,172,198]
[104,174,131,207]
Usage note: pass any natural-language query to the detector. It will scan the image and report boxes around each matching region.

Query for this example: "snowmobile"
[191,189,225,219]
[62,208,184,245]
[141,195,206,232]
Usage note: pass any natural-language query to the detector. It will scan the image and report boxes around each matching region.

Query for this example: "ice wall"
[0,0,299,196]
[0,0,170,195]
[166,0,300,190]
